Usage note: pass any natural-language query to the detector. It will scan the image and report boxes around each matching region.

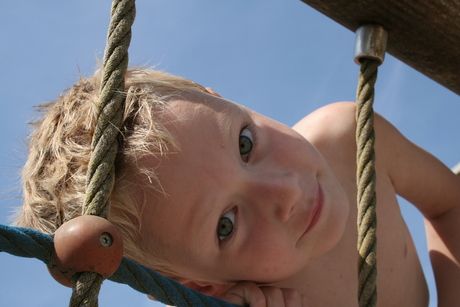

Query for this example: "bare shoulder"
[293,101,356,132]
[292,102,357,156]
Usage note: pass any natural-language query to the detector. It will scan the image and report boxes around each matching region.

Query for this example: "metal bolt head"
[100,232,113,247]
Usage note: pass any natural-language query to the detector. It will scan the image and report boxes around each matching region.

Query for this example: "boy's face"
[139,92,349,285]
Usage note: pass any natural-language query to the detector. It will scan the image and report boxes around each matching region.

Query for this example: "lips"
[301,183,324,237]
[307,184,323,232]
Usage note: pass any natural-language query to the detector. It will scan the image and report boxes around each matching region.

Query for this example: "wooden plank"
[300,0,460,95]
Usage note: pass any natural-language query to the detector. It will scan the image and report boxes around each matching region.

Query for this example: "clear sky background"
[0,1,459,306]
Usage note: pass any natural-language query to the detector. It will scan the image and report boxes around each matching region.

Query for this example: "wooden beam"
[453,162,460,176]
[300,0,460,95]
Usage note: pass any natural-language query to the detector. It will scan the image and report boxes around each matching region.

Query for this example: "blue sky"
[0,1,459,306]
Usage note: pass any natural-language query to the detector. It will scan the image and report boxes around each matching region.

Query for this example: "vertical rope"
[70,273,104,307]
[69,0,136,306]
[355,57,379,307]
[84,0,136,218]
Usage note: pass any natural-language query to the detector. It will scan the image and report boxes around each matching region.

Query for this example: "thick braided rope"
[70,273,104,307]
[0,225,237,307]
[355,58,379,307]
[70,1,136,306]
[84,0,135,217]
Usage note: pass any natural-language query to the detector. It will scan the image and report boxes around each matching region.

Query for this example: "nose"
[245,170,302,221]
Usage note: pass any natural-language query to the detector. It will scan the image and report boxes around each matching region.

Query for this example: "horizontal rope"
[0,224,237,307]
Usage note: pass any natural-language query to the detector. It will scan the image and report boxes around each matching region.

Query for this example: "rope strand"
[355,58,379,307]
[84,0,135,217]
[72,0,136,306]
[70,272,104,307]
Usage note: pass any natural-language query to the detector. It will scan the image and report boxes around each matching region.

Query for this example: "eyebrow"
[217,106,237,139]
[218,102,248,142]
[188,192,219,257]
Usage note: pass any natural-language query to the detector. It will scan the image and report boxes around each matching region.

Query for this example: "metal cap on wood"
[354,24,388,66]
[301,0,460,95]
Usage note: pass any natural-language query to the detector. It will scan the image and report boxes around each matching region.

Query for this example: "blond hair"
[15,67,208,277]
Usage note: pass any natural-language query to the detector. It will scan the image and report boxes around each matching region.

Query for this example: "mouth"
[303,183,324,235]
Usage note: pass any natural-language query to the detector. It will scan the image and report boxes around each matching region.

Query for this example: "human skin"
[139,91,460,306]
[139,91,350,284]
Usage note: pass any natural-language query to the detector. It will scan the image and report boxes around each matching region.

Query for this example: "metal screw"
[100,232,113,247]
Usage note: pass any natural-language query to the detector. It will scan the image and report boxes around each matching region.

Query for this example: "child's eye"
[217,210,235,241]
[239,127,253,159]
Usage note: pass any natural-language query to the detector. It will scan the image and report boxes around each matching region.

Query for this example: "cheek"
[324,176,349,229]
[274,135,320,167]
[236,227,304,282]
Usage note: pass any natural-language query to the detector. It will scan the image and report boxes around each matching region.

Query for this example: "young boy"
[15,67,460,306]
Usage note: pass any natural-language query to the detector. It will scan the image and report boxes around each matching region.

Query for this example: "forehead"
[160,92,247,156]
[166,92,241,126]
[158,92,242,191]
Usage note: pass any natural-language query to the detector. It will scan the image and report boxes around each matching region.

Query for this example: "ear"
[181,280,230,298]
[205,87,222,98]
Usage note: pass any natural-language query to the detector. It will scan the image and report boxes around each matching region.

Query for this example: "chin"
[251,270,302,285]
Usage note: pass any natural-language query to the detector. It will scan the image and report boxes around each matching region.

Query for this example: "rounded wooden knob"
[47,215,124,287]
